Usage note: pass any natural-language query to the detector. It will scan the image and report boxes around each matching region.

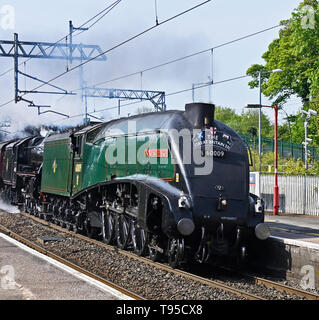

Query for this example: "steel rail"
[242,273,319,301]
[0,223,144,301]
[16,211,319,300]
[13,210,319,300]
[14,211,263,300]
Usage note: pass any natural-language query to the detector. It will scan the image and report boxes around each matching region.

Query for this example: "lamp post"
[246,104,279,215]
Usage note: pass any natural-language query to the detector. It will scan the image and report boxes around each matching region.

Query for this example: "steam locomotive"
[0,103,269,268]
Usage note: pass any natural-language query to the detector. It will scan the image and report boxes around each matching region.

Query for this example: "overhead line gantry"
[0,24,106,117]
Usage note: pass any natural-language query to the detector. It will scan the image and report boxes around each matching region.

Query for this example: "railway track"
[242,273,319,301]
[0,211,258,300]
[2,210,319,300]
[0,223,144,301]
[207,265,319,301]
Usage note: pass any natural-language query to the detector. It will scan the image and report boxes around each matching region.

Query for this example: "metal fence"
[241,134,319,161]
[250,174,319,216]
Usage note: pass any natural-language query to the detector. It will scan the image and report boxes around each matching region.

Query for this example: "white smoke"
[0,200,20,214]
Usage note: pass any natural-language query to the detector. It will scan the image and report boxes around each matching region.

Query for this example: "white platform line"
[0,232,134,300]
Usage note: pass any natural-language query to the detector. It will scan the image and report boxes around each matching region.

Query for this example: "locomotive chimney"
[184,102,215,129]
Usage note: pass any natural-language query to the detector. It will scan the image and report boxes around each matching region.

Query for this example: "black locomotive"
[0,103,269,268]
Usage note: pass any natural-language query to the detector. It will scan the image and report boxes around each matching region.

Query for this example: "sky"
[0,0,305,134]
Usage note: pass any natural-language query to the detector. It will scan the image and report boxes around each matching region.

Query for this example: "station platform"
[265,213,319,247]
[0,233,132,300]
[251,213,319,288]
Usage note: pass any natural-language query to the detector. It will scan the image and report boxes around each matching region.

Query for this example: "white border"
[0,232,134,300]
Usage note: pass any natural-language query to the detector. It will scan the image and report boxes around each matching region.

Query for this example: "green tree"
[249,149,319,175]
[214,107,242,132]
[214,107,273,138]
[278,121,292,143]
[240,109,273,138]
[246,0,319,145]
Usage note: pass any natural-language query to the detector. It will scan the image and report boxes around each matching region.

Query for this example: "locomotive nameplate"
[192,127,233,157]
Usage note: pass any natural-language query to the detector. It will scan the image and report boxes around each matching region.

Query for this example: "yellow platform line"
[270,226,319,237]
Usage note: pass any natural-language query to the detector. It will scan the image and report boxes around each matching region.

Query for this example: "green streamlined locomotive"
[0,103,269,268]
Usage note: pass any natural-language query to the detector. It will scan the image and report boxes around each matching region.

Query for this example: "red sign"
[144,149,168,158]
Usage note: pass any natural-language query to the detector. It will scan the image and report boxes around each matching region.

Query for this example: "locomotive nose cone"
[177,218,195,236]
[255,223,270,240]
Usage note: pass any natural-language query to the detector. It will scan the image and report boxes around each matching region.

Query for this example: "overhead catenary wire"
[73,0,122,37]
[166,74,250,97]
[0,3,287,120]
[18,0,213,99]
[55,23,281,113]
[56,73,251,123]
[0,12,280,111]
[71,24,280,91]
[0,98,15,109]
[0,0,212,111]
[61,23,282,122]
